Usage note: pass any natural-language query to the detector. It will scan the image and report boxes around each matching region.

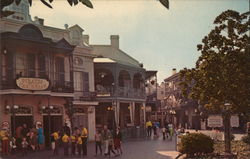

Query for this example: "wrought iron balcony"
[79,91,97,101]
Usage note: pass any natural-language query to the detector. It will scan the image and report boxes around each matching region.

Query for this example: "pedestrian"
[162,127,166,140]
[113,127,122,155]
[9,137,17,154]
[95,130,102,156]
[15,125,23,150]
[51,130,60,155]
[29,131,37,151]
[63,123,71,136]
[70,133,76,155]
[168,123,174,140]
[153,121,157,137]
[37,124,44,150]
[107,136,116,157]
[80,125,88,156]
[21,124,29,140]
[0,128,9,155]
[62,132,69,156]
[77,135,82,156]
[21,137,28,156]
[102,125,112,156]
[146,120,152,137]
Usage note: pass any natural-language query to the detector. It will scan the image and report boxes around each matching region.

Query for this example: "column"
[87,106,96,141]
[131,102,135,125]
[114,101,120,127]
[143,102,146,128]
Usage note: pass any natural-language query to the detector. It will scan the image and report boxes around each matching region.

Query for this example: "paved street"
[0,136,179,159]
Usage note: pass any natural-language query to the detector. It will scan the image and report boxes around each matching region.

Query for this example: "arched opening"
[118,70,131,87]
[95,68,114,95]
[133,73,144,89]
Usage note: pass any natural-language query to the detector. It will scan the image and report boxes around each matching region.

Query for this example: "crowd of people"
[0,123,123,158]
[146,120,174,140]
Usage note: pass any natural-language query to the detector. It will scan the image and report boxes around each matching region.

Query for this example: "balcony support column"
[143,102,146,128]
[114,101,120,127]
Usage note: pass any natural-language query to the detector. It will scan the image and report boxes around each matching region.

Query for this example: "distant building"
[163,69,199,129]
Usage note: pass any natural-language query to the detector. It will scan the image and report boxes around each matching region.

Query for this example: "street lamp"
[5,105,19,136]
[223,103,232,154]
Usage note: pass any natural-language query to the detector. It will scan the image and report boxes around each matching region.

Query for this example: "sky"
[29,0,249,82]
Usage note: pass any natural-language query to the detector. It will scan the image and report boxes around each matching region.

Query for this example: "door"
[11,116,33,136]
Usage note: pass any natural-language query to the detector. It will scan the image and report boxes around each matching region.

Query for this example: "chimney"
[172,68,177,75]
[83,35,89,45]
[110,35,119,49]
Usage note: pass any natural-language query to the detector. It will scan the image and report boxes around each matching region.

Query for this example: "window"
[16,53,27,76]
[27,54,35,77]
[74,71,83,91]
[55,57,65,84]
[38,54,46,78]
[83,72,89,92]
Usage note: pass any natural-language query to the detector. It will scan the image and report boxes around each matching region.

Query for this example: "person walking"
[107,136,116,157]
[0,128,9,155]
[62,132,69,156]
[15,125,23,150]
[162,127,166,140]
[37,124,44,150]
[70,133,76,155]
[113,127,122,155]
[102,125,112,156]
[80,125,88,156]
[146,120,152,137]
[77,135,82,156]
[95,130,102,156]
[63,123,71,136]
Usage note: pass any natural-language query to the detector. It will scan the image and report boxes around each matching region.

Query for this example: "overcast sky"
[30,0,249,82]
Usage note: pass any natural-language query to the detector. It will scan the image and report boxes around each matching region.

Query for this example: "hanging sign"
[16,78,49,91]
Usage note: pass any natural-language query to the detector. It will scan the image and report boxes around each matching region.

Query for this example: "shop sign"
[16,78,49,91]
[208,115,223,127]
[230,115,239,127]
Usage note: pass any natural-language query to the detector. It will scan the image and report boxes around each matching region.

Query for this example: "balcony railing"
[0,67,73,93]
[95,85,145,99]
[79,92,97,101]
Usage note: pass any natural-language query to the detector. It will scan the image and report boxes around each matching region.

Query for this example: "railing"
[95,85,146,99]
[51,81,74,93]
[79,92,97,101]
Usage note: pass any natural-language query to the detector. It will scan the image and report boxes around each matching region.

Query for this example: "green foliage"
[242,134,250,145]
[179,133,214,156]
[179,10,250,114]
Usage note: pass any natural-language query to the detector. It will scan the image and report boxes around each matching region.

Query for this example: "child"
[77,135,82,156]
[51,131,59,155]
[21,137,28,156]
[95,130,102,156]
[108,138,116,157]
[70,133,76,155]
[62,133,69,156]
[10,137,17,154]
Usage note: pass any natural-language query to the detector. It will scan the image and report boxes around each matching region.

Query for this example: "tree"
[1,0,169,17]
[179,10,250,154]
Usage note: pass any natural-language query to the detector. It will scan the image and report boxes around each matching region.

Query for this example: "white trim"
[73,101,99,105]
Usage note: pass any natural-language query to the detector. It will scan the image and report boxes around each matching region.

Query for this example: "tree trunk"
[223,113,231,153]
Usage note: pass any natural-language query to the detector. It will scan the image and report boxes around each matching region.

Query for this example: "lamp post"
[5,105,19,136]
[223,103,231,154]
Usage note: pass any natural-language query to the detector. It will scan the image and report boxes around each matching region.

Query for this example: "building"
[163,69,199,129]
[0,0,97,143]
[88,35,147,130]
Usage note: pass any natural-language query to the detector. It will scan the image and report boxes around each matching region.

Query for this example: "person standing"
[70,133,76,155]
[77,135,82,156]
[80,125,88,156]
[0,128,9,155]
[146,120,152,137]
[21,137,28,156]
[63,123,71,136]
[21,124,29,140]
[51,131,60,155]
[15,125,23,149]
[94,130,102,156]
[102,125,112,156]
[62,133,69,156]
[113,127,122,155]
[37,124,44,150]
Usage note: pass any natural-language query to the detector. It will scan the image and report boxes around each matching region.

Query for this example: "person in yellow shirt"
[51,131,60,155]
[1,128,9,155]
[70,134,76,155]
[146,120,153,137]
[80,125,88,156]
[62,133,69,156]
[77,135,82,156]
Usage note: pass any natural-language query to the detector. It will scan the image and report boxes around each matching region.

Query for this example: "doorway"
[43,115,62,147]
[11,116,33,136]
